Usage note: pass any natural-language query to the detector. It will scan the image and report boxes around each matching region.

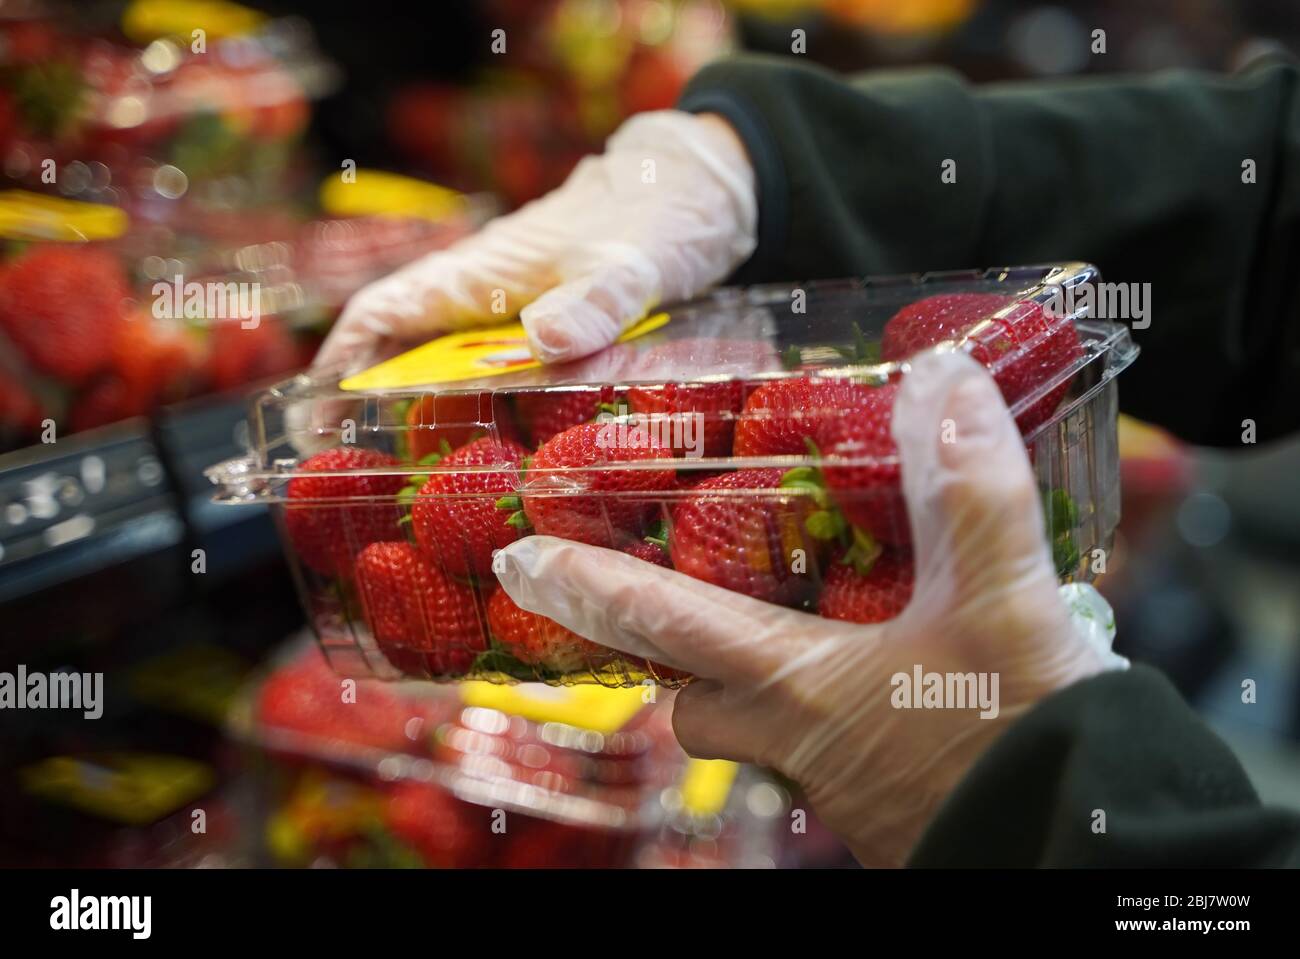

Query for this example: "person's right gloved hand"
[312,111,756,374]
[493,351,1127,866]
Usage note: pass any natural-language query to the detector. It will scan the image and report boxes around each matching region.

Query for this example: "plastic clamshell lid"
[206,262,1139,497]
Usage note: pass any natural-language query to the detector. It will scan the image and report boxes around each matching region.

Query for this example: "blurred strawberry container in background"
[207,262,1139,686]
[233,640,783,867]
[0,189,305,448]
[0,0,338,215]
[298,170,493,313]
[388,0,732,207]
[0,168,483,452]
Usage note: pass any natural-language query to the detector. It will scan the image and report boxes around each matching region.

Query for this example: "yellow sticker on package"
[339,311,670,392]
[319,169,468,223]
[457,681,648,735]
[0,190,129,242]
[678,758,740,816]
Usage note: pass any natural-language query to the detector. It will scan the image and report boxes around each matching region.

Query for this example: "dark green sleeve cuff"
[677,77,789,285]
[909,664,1300,868]
[678,55,993,283]
[679,56,1300,445]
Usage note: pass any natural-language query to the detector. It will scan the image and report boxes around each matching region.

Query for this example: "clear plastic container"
[230,641,696,868]
[208,262,1139,686]
[0,190,312,445]
[0,13,337,209]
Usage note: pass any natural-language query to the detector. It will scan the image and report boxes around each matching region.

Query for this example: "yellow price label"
[0,191,129,243]
[458,681,648,735]
[320,170,467,223]
[340,311,670,392]
[678,758,740,817]
[19,753,214,825]
[123,0,265,42]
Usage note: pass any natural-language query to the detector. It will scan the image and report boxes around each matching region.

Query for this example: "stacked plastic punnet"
[0,173,484,451]
[234,642,781,868]
[208,263,1138,686]
[0,2,334,211]
[0,190,310,448]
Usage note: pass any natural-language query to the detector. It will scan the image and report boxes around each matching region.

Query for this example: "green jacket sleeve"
[679,55,1300,447]
[906,665,1300,867]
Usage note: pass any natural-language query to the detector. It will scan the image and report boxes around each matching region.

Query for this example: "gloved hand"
[493,351,1127,867]
[313,111,756,374]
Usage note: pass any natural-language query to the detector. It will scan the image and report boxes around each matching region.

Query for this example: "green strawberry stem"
[832,322,882,365]
[398,451,447,498]
[1042,487,1080,533]
[780,448,882,575]
[495,495,532,531]
[1052,531,1081,576]
[644,519,669,551]
[471,643,564,683]
[838,526,883,576]
[805,508,846,542]
[396,448,454,540]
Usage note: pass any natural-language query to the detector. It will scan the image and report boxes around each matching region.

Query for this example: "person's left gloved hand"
[493,351,1126,866]
[312,111,756,374]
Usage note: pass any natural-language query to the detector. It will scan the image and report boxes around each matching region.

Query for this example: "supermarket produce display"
[385,0,731,208]
[208,263,1138,686]
[3,0,1297,897]
[233,640,788,868]
[0,4,332,211]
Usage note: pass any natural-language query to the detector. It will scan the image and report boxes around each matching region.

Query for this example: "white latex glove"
[313,111,756,374]
[493,351,1127,867]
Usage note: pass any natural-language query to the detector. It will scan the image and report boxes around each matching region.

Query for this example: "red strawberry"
[626,338,779,458]
[677,469,730,490]
[3,20,60,66]
[496,820,578,869]
[670,468,820,606]
[486,588,606,673]
[0,89,21,153]
[732,377,873,456]
[619,47,687,115]
[815,381,910,546]
[818,550,914,624]
[622,540,670,567]
[355,541,489,677]
[522,420,677,549]
[385,782,485,868]
[67,312,201,431]
[880,293,1012,359]
[0,376,45,443]
[68,374,151,432]
[111,311,201,400]
[410,436,527,577]
[207,318,300,391]
[619,518,671,567]
[486,589,680,681]
[0,246,128,385]
[514,386,609,447]
[283,447,406,576]
[627,379,742,459]
[256,649,419,752]
[405,392,496,459]
[881,293,1082,433]
[253,91,310,142]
